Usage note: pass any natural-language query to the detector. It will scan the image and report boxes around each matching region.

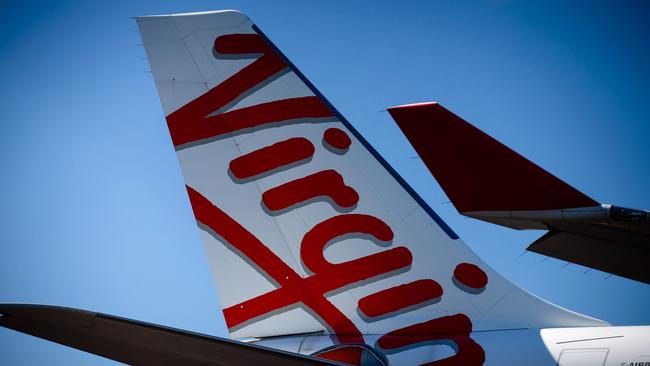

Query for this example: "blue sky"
[1,1,648,364]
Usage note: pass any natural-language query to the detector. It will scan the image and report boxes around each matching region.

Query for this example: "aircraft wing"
[0,304,342,366]
[388,102,650,284]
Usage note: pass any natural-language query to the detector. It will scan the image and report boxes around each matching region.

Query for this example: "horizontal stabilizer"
[529,229,650,284]
[387,102,598,213]
[0,304,342,366]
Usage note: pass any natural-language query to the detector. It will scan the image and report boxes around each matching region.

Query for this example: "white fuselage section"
[253,326,650,365]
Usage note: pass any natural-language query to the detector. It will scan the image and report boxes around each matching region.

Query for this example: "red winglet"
[387,102,598,213]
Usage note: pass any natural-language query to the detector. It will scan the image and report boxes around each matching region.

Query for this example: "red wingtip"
[388,103,598,213]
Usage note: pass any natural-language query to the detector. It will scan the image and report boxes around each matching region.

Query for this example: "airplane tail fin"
[136,9,606,364]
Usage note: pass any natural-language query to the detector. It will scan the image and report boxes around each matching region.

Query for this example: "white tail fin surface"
[136,8,605,361]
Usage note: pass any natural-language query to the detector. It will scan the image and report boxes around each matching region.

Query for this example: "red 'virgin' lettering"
[187,185,412,344]
[174,30,487,362]
[323,128,352,151]
[262,170,359,213]
[453,263,488,291]
[377,314,485,365]
[358,279,443,319]
[166,34,333,147]
[229,137,315,180]
[301,214,393,273]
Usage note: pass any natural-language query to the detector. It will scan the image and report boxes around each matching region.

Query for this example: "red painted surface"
[214,33,271,55]
[314,347,363,365]
[262,169,359,212]
[358,279,443,318]
[388,102,598,212]
[229,137,315,180]
[453,263,488,290]
[301,214,394,273]
[187,185,412,343]
[166,34,333,147]
[324,128,352,150]
[377,314,485,365]
[169,96,331,147]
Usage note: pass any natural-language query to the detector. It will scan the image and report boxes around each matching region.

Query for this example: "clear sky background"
[1,1,648,365]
